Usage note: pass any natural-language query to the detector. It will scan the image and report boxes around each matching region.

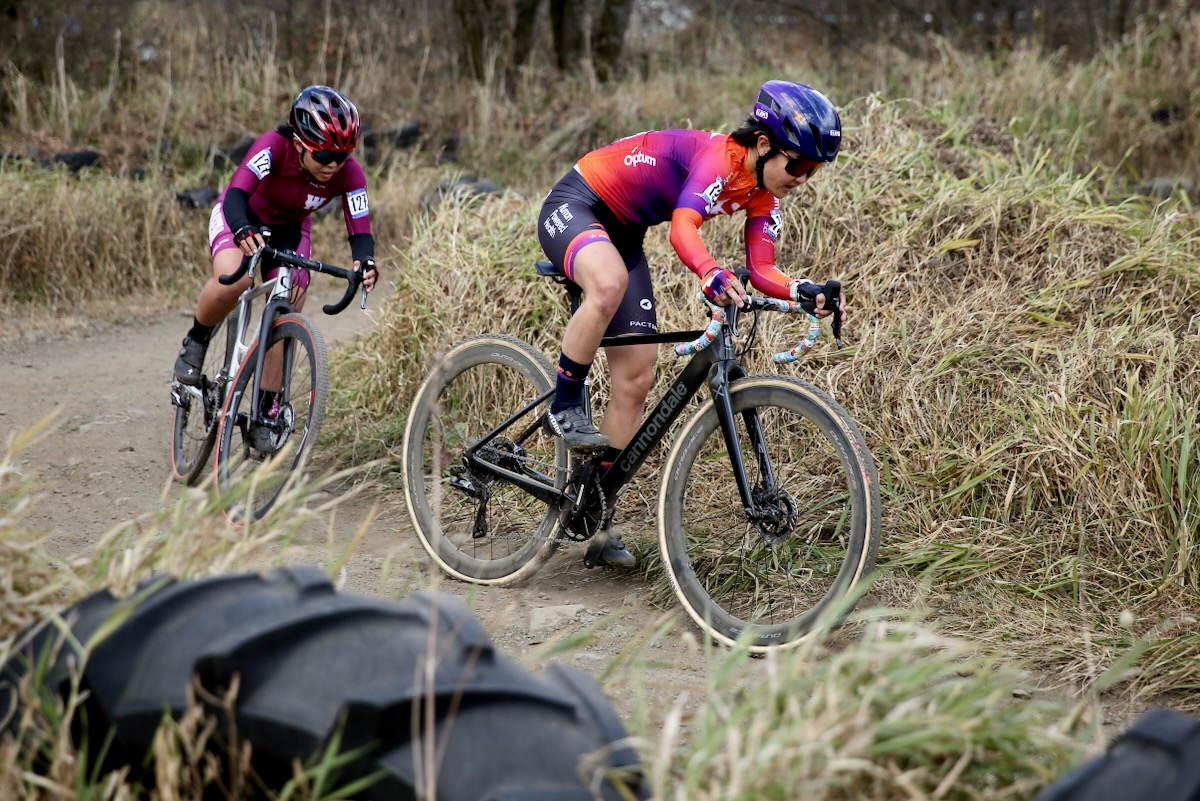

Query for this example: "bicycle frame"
[461,300,776,524]
[168,264,292,433]
[217,245,363,435]
[225,267,297,428]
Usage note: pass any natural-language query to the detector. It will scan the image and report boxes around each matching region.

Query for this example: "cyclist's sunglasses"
[782,153,824,179]
[309,149,351,166]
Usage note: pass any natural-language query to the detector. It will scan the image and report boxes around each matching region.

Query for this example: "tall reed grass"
[1,432,1097,800]
[328,82,1200,715]
[4,3,1200,797]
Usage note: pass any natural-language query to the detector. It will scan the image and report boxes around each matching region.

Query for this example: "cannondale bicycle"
[169,237,365,522]
[402,262,880,652]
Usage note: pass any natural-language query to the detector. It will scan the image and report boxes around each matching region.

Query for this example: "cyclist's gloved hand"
[701,267,746,306]
[356,258,378,292]
[790,279,831,316]
[233,225,266,255]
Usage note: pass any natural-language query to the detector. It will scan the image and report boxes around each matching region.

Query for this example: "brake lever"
[824,279,843,348]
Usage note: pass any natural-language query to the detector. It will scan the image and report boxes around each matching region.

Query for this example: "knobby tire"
[658,375,881,652]
[0,565,647,800]
[170,317,234,485]
[215,313,329,522]
[403,334,566,585]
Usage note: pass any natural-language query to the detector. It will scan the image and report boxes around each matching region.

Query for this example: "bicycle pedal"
[170,383,199,407]
[582,538,605,569]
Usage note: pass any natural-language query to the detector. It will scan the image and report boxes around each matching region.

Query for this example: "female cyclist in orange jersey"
[536,80,846,568]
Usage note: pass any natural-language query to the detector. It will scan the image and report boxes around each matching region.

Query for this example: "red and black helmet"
[289,85,360,153]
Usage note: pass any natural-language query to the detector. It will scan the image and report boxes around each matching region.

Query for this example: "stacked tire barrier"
[0,565,648,800]
[1034,707,1200,801]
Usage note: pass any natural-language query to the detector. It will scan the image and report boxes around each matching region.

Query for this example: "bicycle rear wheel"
[169,317,234,485]
[402,334,566,584]
[215,313,329,522]
[658,375,880,652]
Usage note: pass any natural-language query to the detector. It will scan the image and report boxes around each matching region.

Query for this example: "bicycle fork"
[708,356,792,532]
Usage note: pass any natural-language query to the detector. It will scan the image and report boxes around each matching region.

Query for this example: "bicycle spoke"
[404,335,566,584]
[170,319,228,485]
[216,315,328,522]
[659,376,880,650]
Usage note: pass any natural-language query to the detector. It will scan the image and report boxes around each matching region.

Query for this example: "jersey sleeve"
[743,195,795,299]
[226,131,282,195]
[338,159,373,237]
[669,207,719,277]
[668,137,737,278]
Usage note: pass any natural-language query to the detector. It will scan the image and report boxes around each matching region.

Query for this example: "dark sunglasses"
[782,153,824,179]
[310,149,351,166]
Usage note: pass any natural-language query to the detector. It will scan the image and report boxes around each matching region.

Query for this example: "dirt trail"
[0,282,712,723]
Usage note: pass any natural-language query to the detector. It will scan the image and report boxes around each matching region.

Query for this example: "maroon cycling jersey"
[227,129,372,237]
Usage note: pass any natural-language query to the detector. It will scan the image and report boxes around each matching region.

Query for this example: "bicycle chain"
[468,446,608,544]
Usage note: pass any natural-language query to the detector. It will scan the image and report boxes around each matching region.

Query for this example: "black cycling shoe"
[543,406,609,452]
[173,337,207,387]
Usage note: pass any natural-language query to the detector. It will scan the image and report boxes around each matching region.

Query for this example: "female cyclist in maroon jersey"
[173,85,380,387]
[537,80,847,568]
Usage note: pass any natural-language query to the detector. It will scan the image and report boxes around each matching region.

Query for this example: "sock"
[550,353,592,413]
[187,318,216,344]
[598,445,621,475]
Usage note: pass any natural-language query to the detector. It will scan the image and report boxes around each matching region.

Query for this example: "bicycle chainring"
[558,460,607,543]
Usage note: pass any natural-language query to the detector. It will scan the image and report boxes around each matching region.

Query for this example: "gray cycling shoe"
[248,422,278,453]
[544,406,609,452]
[599,534,636,568]
[584,532,636,569]
[173,337,207,386]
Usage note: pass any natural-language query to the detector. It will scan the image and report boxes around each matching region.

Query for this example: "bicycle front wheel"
[170,317,233,485]
[215,313,329,522]
[402,335,566,585]
[658,375,880,652]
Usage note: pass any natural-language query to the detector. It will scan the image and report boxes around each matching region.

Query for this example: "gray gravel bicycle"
[403,262,881,652]
[169,240,364,521]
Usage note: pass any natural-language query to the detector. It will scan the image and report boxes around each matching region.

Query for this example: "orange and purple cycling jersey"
[208,128,372,262]
[559,129,797,298]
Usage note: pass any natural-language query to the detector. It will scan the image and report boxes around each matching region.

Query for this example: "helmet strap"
[754,131,777,191]
[756,146,776,190]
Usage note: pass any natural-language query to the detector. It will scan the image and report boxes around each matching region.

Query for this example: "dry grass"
[329,84,1200,718]
[1,431,1099,800]
[5,3,1200,798]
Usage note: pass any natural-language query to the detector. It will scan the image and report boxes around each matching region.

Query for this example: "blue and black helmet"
[752,80,841,162]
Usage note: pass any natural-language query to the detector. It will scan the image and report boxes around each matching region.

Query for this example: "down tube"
[602,349,715,493]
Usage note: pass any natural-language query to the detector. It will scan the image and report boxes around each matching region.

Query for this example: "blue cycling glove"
[702,268,737,303]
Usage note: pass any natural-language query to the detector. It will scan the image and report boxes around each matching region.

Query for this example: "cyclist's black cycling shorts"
[538,167,658,336]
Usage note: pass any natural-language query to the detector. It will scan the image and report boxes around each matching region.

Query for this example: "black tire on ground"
[1034,707,1200,801]
[0,565,647,800]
